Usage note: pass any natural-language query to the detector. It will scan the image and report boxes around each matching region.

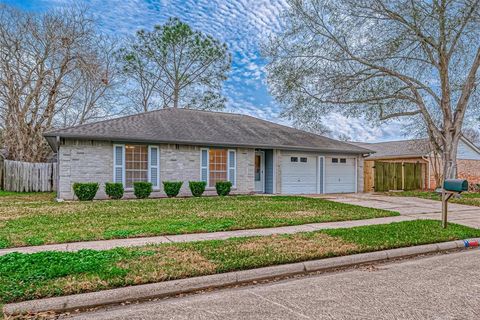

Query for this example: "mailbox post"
[442,179,468,228]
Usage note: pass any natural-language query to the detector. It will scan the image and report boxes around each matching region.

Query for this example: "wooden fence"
[0,159,57,192]
[373,161,423,192]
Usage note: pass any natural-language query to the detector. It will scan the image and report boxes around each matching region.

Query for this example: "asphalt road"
[66,249,480,320]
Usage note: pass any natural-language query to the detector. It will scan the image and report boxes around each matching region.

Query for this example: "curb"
[4,238,479,317]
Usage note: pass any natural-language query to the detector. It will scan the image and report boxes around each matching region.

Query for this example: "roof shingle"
[44,108,371,154]
[352,139,432,159]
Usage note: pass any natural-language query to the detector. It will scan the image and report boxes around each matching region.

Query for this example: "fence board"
[2,160,57,192]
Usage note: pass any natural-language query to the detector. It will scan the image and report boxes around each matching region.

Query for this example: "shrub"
[215,181,232,196]
[163,181,183,198]
[133,182,153,199]
[72,182,99,201]
[189,181,207,197]
[105,182,124,199]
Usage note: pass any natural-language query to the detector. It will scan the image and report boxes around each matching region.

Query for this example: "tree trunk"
[173,84,179,108]
[441,132,460,181]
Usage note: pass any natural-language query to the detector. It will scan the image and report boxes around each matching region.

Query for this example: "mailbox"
[443,179,468,193]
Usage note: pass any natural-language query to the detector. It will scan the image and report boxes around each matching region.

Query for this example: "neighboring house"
[44,108,372,200]
[354,137,480,192]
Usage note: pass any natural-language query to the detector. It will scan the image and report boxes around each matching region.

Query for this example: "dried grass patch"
[117,247,217,284]
[237,233,358,258]
[33,274,110,299]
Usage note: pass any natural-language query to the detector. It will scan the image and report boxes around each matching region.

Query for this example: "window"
[340,158,347,164]
[125,145,148,188]
[300,157,308,163]
[113,144,159,189]
[291,157,298,162]
[201,148,236,187]
[332,158,339,163]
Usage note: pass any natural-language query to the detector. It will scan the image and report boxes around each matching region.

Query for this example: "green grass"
[0,195,397,248]
[385,191,480,207]
[0,220,478,304]
[0,190,54,199]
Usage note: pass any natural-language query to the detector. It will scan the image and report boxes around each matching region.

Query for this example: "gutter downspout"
[422,156,431,190]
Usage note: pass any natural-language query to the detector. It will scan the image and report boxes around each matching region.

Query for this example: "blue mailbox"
[443,179,468,193]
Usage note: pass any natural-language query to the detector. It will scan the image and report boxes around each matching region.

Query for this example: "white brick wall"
[58,139,364,199]
[58,140,255,199]
[58,139,112,200]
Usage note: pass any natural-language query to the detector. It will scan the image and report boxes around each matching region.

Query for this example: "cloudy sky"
[4,0,405,142]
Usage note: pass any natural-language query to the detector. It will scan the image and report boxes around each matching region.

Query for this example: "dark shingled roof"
[44,108,372,154]
[352,139,432,160]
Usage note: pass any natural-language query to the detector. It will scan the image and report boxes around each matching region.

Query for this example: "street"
[66,249,480,320]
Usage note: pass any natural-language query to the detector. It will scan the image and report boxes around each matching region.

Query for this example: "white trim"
[148,145,160,190]
[254,151,265,193]
[317,156,325,194]
[354,157,358,193]
[200,148,209,186]
[113,144,125,186]
[272,150,277,194]
[227,149,237,188]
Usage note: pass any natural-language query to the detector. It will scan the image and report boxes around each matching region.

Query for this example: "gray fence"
[0,159,57,192]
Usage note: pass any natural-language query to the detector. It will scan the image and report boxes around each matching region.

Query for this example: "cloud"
[3,0,407,142]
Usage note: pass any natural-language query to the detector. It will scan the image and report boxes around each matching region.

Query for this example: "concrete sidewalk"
[0,215,415,256]
[321,193,480,228]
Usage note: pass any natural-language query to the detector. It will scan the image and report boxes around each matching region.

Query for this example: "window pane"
[208,148,227,187]
[125,144,148,188]
[255,155,261,181]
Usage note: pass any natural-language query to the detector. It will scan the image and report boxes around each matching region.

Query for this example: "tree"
[463,127,480,146]
[265,0,480,180]
[0,5,120,162]
[119,18,231,111]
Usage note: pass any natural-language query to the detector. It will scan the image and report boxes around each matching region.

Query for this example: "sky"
[3,0,405,142]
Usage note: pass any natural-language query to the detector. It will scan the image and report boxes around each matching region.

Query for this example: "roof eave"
[43,133,371,155]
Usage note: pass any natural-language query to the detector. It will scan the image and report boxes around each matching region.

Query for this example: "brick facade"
[58,139,113,200]
[58,139,256,200]
[457,159,480,186]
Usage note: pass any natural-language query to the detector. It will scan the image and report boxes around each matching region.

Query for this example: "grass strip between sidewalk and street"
[385,191,480,207]
[0,195,397,248]
[1,219,479,305]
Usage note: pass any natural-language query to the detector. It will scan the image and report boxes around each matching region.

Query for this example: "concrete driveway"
[322,193,480,228]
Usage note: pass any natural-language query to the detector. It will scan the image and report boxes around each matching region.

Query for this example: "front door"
[254,151,265,192]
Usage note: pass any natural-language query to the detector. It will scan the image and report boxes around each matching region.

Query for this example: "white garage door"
[325,157,356,193]
[281,155,318,194]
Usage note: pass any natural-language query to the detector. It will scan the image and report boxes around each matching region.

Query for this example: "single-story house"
[44,108,372,200]
[353,137,480,192]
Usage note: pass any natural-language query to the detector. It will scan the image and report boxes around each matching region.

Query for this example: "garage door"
[325,157,356,193]
[281,155,317,194]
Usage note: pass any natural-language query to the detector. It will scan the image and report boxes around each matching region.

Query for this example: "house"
[354,137,480,192]
[44,108,372,200]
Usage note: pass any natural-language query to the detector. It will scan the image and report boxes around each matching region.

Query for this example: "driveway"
[322,193,480,228]
[65,249,480,320]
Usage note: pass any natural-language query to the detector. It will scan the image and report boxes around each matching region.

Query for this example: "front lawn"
[385,191,480,207]
[0,195,397,248]
[1,220,478,304]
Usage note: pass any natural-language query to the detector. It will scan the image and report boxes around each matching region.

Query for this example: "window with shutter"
[113,145,125,185]
[228,150,236,187]
[148,146,159,188]
[201,149,208,184]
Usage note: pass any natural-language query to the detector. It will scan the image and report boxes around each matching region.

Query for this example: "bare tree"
[118,18,231,111]
[0,5,119,162]
[463,127,480,146]
[265,0,480,180]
